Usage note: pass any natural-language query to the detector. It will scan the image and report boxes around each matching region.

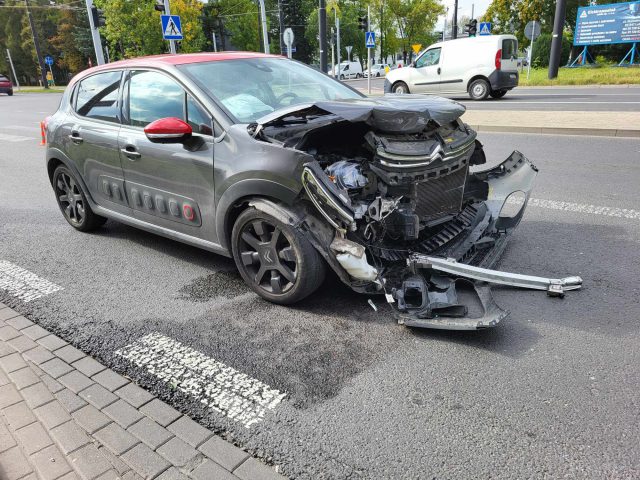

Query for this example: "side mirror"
[144,117,192,144]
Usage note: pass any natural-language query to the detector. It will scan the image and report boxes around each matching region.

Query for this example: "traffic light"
[358,14,368,31]
[90,5,106,27]
[465,19,478,37]
[154,1,165,12]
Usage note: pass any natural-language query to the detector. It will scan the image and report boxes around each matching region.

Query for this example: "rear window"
[502,39,517,59]
[75,71,122,123]
[0,75,9,82]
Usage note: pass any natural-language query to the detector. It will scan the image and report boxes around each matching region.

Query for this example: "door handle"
[121,146,141,160]
[437,67,441,75]
[69,132,83,144]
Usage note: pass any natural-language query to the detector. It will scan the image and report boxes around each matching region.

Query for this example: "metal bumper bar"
[411,255,583,297]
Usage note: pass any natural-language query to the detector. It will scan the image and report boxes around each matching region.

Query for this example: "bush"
[530,33,572,68]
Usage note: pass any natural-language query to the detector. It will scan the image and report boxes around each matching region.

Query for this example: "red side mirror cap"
[144,117,192,143]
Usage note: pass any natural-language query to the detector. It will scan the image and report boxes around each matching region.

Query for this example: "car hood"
[252,95,466,135]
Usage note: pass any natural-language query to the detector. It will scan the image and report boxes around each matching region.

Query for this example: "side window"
[186,95,213,136]
[502,39,517,59]
[75,71,122,122]
[416,48,441,68]
[128,70,185,127]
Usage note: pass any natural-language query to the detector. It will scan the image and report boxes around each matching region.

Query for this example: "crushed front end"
[252,95,582,330]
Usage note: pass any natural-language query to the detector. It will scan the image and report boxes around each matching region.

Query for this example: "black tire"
[376,72,381,77]
[356,73,362,79]
[231,208,326,305]
[8,91,13,96]
[340,74,345,80]
[468,78,490,100]
[392,81,410,94]
[52,165,106,232]
[490,89,508,99]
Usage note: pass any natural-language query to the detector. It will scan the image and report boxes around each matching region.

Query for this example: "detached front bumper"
[390,151,582,330]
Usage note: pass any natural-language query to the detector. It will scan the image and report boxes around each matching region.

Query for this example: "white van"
[334,61,363,79]
[384,35,519,100]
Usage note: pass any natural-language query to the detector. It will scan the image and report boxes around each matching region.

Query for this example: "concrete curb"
[467,124,640,137]
[0,302,287,480]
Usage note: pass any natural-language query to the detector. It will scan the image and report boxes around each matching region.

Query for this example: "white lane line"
[0,260,63,302]
[464,101,640,105]
[115,333,286,428]
[521,198,640,220]
[0,133,33,143]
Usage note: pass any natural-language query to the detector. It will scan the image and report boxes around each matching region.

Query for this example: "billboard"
[574,1,640,46]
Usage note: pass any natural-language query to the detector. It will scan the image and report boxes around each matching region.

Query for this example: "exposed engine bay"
[250,95,582,330]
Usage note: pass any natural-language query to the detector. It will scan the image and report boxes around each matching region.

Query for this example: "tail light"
[495,49,502,70]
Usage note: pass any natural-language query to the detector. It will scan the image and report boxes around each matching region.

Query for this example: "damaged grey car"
[45,53,581,330]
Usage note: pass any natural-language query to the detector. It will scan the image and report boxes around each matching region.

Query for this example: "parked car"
[364,63,390,77]
[44,52,577,330]
[333,61,363,79]
[0,74,14,96]
[384,35,519,100]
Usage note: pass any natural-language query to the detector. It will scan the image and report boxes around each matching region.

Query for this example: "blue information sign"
[365,31,376,48]
[44,55,54,66]
[479,22,492,35]
[574,1,640,46]
[161,15,183,40]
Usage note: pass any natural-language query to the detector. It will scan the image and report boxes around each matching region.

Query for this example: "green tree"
[387,0,444,61]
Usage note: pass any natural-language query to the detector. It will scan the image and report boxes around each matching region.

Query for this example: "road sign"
[283,27,294,58]
[161,15,183,40]
[411,44,422,54]
[365,31,375,48]
[478,22,491,36]
[44,55,54,66]
[524,20,541,41]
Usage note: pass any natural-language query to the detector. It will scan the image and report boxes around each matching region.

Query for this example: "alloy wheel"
[55,171,85,225]
[237,219,298,295]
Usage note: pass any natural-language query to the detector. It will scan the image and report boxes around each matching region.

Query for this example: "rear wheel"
[490,89,508,99]
[356,73,362,78]
[468,78,490,100]
[392,81,410,94]
[53,165,106,231]
[231,208,325,305]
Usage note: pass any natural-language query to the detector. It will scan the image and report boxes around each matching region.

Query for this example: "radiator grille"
[415,164,468,221]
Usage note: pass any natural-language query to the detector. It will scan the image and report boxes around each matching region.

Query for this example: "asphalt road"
[2,93,640,479]
[346,77,640,111]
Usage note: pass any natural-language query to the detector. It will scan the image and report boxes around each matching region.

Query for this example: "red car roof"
[91,52,279,70]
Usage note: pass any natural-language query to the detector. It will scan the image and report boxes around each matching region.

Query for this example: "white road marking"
[465,101,640,105]
[519,198,640,220]
[115,333,286,428]
[3,125,41,133]
[0,260,63,302]
[0,133,33,143]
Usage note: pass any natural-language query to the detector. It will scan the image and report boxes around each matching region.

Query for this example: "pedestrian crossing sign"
[365,31,376,48]
[161,15,183,40]
[478,22,491,36]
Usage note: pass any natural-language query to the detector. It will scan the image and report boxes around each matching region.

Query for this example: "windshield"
[179,58,363,124]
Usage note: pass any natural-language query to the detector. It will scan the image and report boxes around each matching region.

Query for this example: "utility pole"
[367,4,371,94]
[85,0,105,63]
[6,49,20,91]
[443,7,448,41]
[162,0,177,54]
[336,14,340,76]
[379,4,383,63]
[471,3,474,19]
[548,0,566,79]
[452,0,458,39]
[212,32,217,52]
[278,0,284,54]
[319,0,327,73]
[331,27,335,76]
[25,0,48,88]
[257,0,269,53]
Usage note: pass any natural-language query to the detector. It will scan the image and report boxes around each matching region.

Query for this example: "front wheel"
[8,91,13,96]
[468,78,490,100]
[231,208,326,305]
[340,74,344,80]
[52,165,106,231]
[356,73,362,78]
[392,81,410,94]
[490,89,508,99]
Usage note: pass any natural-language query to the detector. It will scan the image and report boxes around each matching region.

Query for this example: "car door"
[409,47,442,94]
[118,69,216,241]
[64,70,131,215]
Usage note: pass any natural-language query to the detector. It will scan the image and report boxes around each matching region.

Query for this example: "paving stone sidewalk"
[0,303,286,480]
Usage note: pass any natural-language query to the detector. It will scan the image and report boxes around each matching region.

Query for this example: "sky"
[436,0,493,30]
